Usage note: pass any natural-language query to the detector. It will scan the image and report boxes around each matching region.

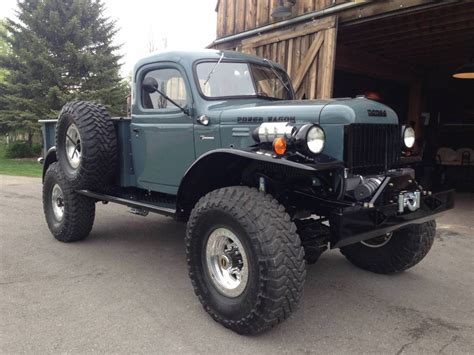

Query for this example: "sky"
[0,0,218,76]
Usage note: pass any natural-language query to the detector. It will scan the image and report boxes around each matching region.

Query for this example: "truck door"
[131,64,195,195]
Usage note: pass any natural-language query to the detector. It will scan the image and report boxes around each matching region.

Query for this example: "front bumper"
[330,188,455,248]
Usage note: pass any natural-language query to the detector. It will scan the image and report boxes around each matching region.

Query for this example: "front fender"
[176,148,343,220]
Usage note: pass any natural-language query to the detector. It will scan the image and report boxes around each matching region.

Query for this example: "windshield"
[196,61,293,100]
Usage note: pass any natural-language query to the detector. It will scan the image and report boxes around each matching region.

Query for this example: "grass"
[0,145,42,178]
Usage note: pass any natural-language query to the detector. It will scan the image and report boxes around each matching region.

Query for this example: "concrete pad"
[1,175,473,353]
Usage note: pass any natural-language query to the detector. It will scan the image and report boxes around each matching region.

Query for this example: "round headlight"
[403,127,415,148]
[307,125,325,154]
[294,124,325,155]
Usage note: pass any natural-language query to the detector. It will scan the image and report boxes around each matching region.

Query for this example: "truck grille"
[345,124,401,173]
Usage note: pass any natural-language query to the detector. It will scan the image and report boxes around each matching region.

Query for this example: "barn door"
[241,16,337,100]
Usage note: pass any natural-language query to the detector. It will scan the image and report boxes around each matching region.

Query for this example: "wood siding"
[214,15,337,99]
[213,0,342,99]
[216,0,341,38]
[212,0,445,99]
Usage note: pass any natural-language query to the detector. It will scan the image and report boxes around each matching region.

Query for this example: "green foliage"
[0,21,8,84]
[4,141,41,158]
[0,0,129,138]
[0,144,42,177]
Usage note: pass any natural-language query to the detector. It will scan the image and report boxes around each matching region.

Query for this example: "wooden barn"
[211,0,474,188]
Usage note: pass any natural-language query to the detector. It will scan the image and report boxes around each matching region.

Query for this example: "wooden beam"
[292,31,324,92]
[225,0,235,36]
[340,3,474,43]
[356,27,474,56]
[292,37,302,79]
[338,0,446,24]
[235,0,246,34]
[335,44,419,83]
[242,16,335,49]
[309,56,318,99]
[357,21,474,51]
[278,41,286,67]
[320,26,337,99]
[256,0,269,27]
[386,40,472,59]
[216,0,227,38]
[297,0,315,16]
[245,0,257,31]
[286,38,294,76]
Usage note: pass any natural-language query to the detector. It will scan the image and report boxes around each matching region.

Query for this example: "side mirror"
[142,77,159,93]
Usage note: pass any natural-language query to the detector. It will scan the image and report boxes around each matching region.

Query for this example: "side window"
[141,68,188,110]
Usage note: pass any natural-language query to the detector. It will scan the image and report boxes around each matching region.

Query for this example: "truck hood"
[210,97,398,126]
[319,98,399,125]
[215,99,331,125]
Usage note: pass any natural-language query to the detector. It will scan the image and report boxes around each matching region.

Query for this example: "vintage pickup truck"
[39,50,454,334]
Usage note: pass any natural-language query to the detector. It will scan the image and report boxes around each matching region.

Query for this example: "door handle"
[132,128,139,133]
[199,135,215,140]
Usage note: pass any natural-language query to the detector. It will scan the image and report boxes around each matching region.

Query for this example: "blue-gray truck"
[39,50,454,334]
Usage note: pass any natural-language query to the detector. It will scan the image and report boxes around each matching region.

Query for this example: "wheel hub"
[219,255,230,269]
[65,123,82,169]
[51,184,65,221]
[206,228,248,298]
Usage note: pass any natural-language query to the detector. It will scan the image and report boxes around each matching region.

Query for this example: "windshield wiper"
[204,52,224,87]
[263,58,290,92]
[255,94,283,101]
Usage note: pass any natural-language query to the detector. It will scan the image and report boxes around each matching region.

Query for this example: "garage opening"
[334,2,474,191]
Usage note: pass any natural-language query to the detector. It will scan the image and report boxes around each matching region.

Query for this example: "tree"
[0,21,8,84]
[0,0,128,144]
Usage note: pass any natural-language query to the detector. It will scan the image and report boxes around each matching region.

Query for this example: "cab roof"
[133,49,285,75]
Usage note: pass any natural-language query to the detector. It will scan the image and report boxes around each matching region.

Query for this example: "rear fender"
[42,147,57,181]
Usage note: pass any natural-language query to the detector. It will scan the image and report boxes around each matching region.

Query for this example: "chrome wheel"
[51,184,65,221]
[65,124,82,169]
[205,227,249,298]
[361,232,393,248]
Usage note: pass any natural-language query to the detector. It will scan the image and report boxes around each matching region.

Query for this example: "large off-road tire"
[56,101,117,189]
[295,219,330,264]
[186,187,306,334]
[340,221,436,274]
[43,163,95,242]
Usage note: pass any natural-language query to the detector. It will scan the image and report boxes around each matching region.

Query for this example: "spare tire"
[56,101,117,189]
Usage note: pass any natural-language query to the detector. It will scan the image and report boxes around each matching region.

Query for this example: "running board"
[77,190,176,217]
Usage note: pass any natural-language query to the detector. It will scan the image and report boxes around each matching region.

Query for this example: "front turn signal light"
[273,137,287,156]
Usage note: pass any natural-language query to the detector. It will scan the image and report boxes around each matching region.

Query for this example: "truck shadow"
[76,206,468,349]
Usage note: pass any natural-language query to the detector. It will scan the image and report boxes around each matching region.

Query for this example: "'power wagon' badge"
[237,116,296,123]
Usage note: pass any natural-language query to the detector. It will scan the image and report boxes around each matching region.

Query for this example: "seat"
[436,147,457,165]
